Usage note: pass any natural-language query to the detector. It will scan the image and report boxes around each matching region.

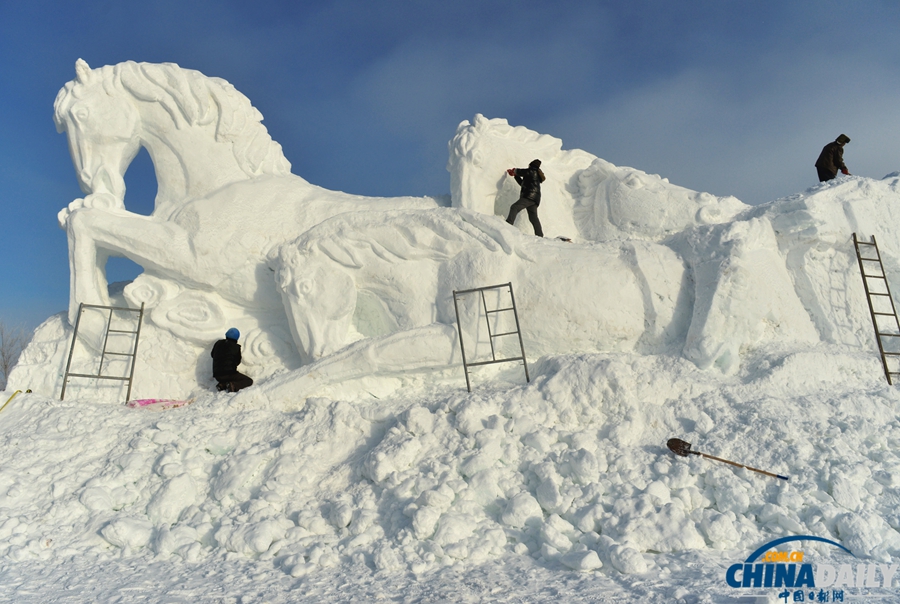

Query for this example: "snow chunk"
[101,517,153,550]
[502,493,544,528]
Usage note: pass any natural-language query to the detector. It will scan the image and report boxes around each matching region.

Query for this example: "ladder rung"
[66,373,131,381]
[490,331,519,338]
[882,353,900,357]
[869,293,891,297]
[866,277,887,282]
[81,303,142,313]
[108,328,138,334]
[466,357,525,368]
[102,351,135,357]
[485,307,515,314]
[878,333,900,337]
[873,312,897,316]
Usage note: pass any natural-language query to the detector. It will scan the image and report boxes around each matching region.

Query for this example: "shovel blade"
[667,438,693,457]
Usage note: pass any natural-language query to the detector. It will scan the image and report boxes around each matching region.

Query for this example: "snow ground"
[4,342,900,602]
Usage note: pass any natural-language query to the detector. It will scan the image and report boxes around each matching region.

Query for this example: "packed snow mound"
[2,344,899,580]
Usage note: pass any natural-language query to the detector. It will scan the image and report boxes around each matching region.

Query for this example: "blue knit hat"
[225,327,240,341]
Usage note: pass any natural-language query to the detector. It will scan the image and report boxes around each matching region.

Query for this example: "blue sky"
[2,0,900,329]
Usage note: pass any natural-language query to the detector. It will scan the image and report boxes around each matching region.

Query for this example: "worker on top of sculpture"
[815,134,851,182]
[505,159,546,237]
[211,328,253,392]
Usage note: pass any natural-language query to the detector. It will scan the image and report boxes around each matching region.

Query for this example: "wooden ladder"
[452,282,530,392]
[853,233,900,384]
[60,302,145,401]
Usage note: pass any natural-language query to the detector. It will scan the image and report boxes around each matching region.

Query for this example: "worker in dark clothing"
[815,134,851,182]
[211,328,253,392]
[505,159,546,237]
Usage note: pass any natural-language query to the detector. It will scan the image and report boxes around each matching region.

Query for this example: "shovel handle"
[698,452,789,481]
[0,390,22,414]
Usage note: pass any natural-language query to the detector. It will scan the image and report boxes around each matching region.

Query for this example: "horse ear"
[75,59,92,84]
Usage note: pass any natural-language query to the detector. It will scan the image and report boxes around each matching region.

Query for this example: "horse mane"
[54,61,291,178]
[447,114,563,168]
[274,209,509,276]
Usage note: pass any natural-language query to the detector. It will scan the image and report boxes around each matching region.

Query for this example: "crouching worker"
[211,328,253,392]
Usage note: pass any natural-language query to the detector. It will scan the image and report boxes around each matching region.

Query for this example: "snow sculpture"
[448,114,593,238]
[20,59,880,402]
[53,59,438,328]
[679,216,820,373]
[271,207,691,381]
[573,158,746,242]
[447,114,746,242]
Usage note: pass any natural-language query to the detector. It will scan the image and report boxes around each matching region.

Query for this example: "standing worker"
[211,328,253,392]
[815,134,851,182]
[505,159,546,237]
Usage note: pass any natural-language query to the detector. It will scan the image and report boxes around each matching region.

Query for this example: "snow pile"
[3,331,900,584]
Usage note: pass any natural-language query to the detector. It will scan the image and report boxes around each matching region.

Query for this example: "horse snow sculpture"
[41,60,834,402]
[447,114,747,243]
[573,158,747,242]
[53,59,438,328]
[270,208,692,378]
[448,114,593,238]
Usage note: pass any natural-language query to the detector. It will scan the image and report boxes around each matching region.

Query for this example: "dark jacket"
[815,142,846,178]
[514,168,546,204]
[211,338,242,379]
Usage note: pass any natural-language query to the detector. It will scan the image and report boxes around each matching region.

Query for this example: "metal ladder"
[60,302,145,401]
[853,233,900,385]
[452,282,530,392]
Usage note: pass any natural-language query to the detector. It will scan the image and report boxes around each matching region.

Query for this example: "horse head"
[275,253,357,365]
[575,159,748,241]
[55,60,294,220]
[447,115,592,237]
[54,60,141,208]
[448,114,564,216]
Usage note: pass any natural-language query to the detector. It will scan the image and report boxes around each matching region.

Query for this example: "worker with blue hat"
[211,328,253,392]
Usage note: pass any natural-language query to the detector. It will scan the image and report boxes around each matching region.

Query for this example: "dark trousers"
[506,198,543,237]
[215,371,253,392]
[817,167,837,182]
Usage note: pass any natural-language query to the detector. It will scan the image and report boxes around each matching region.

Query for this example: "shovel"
[667,438,789,481]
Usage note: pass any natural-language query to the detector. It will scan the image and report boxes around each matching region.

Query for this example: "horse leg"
[234,323,462,407]
[66,211,110,321]
[66,208,196,323]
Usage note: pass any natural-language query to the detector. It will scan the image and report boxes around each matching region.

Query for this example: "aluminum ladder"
[853,233,900,385]
[60,302,145,401]
[452,282,530,392]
